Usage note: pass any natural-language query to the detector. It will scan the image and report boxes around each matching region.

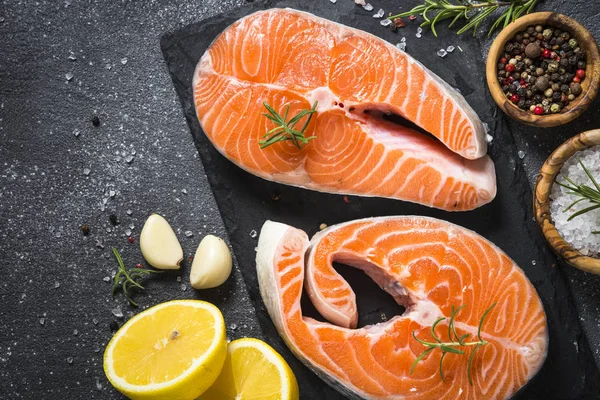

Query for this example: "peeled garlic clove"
[190,235,232,289]
[140,214,183,270]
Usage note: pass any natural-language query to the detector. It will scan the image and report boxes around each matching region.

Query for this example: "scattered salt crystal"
[93,346,101,353]
[39,318,45,325]
[380,19,392,27]
[83,168,91,176]
[54,281,60,289]
[125,154,135,164]
[230,323,238,331]
[446,45,456,53]
[181,189,188,195]
[483,122,490,134]
[68,52,77,61]
[486,133,493,144]
[65,72,74,81]
[129,223,134,229]
[416,27,422,38]
[396,42,406,51]
[176,276,182,282]
[437,49,447,58]
[354,0,365,5]
[73,129,80,137]
[330,0,337,3]
[380,313,388,321]
[373,8,384,18]
[532,260,537,266]
[92,318,99,325]
[181,284,187,291]
[67,357,73,364]
[518,150,525,159]
[125,229,132,236]
[111,307,123,318]
[184,230,193,237]
[120,57,128,65]
[95,378,103,390]
[105,63,112,70]
[249,230,257,238]
[103,276,110,282]
[363,3,373,11]
[109,190,116,197]
[95,240,104,249]
[126,209,133,215]
[401,37,406,42]
[73,329,78,335]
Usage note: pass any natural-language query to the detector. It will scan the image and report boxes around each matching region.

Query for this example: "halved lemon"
[103,300,226,400]
[199,337,299,400]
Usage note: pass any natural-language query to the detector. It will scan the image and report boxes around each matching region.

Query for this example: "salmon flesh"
[193,9,497,211]
[256,218,548,399]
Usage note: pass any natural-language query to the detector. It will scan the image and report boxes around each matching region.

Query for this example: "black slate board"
[161,1,600,398]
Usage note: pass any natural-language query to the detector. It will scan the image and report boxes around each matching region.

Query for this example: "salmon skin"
[256,217,548,399]
[193,9,497,211]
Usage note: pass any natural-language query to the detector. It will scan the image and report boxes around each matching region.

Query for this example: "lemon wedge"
[199,337,299,400]
[103,300,226,400]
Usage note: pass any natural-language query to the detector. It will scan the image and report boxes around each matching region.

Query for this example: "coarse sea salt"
[549,145,600,256]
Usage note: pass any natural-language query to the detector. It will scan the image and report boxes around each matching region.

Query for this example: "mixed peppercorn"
[496,24,586,115]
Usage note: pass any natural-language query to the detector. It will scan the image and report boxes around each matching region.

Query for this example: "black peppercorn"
[534,94,543,103]
[527,26,535,35]
[515,33,523,42]
[556,37,564,45]
[560,84,570,93]
[525,99,533,108]
[81,224,90,235]
[577,60,586,69]
[550,73,560,82]
[109,321,119,332]
[516,61,525,72]
[518,99,527,109]
[109,214,119,226]
[502,85,510,93]
[552,92,562,102]
[91,115,100,127]
[570,56,579,66]
[558,75,567,83]
[526,89,535,99]
[565,72,575,82]
[498,63,505,71]
[550,37,557,46]
[559,58,569,68]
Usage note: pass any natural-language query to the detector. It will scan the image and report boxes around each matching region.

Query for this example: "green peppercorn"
[542,29,553,40]
[542,99,550,106]
[547,62,559,73]
[568,94,575,101]
[530,105,537,112]
[550,103,561,113]
[544,88,554,97]
[535,25,543,33]
[569,38,578,48]
[536,67,545,76]
[552,83,561,92]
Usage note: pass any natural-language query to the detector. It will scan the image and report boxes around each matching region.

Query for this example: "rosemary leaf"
[259,101,318,149]
[388,0,540,37]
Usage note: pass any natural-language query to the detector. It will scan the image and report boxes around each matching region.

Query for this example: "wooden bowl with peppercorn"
[486,12,600,127]
[534,129,600,274]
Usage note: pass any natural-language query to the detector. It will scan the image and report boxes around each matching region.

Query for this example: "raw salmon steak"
[256,217,548,399]
[194,9,497,211]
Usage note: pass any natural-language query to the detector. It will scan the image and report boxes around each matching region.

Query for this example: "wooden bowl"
[534,129,600,274]
[486,12,600,127]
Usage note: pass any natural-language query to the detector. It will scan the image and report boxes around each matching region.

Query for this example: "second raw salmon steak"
[256,217,548,399]
[194,9,497,211]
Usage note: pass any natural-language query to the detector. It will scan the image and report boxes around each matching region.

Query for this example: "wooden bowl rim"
[486,12,600,128]
[534,129,600,274]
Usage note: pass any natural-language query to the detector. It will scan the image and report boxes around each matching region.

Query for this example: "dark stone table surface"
[1,0,599,398]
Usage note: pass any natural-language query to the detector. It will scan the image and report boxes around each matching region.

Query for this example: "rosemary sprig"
[411,303,496,385]
[111,247,162,307]
[388,0,540,37]
[556,159,600,234]
[259,101,318,149]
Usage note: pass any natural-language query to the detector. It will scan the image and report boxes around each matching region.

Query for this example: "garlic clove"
[140,214,183,270]
[190,235,232,289]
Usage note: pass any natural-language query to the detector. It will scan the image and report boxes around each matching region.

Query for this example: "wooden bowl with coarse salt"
[534,129,600,274]
[486,12,600,127]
